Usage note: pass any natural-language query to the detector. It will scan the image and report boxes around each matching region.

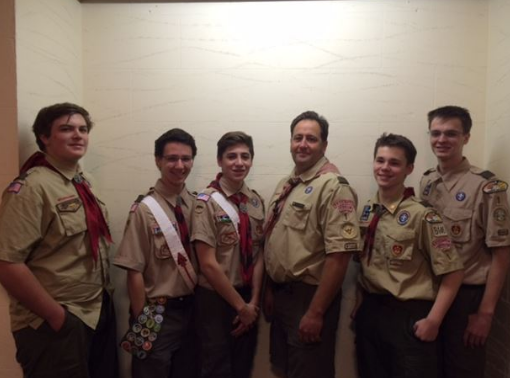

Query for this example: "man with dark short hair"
[114,128,199,378]
[421,105,510,378]
[264,111,361,378]
[0,103,118,378]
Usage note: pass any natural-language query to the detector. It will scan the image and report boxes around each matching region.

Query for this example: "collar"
[218,176,251,198]
[371,191,412,215]
[436,157,471,191]
[292,156,331,183]
[154,179,192,208]
[45,154,82,181]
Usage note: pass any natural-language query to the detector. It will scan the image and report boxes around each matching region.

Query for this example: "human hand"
[463,312,492,348]
[413,317,440,342]
[298,310,323,344]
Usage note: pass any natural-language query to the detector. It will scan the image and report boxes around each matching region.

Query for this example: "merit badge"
[132,323,142,333]
[197,193,211,202]
[333,200,355,214]
[432,224,447,237]
[142,341,152,351]
[451,225,462,237]
[140,328,151,338]
[305,186,313,194]
[422,182,432,197]
[148,332,158,342]
[425,211,442,223]
[397,211,410,226]
[432,237,452,250]
[483,180,509,194]
[493,208,507,222]
[251,197,260,208]
[138,314,147,324]
[360,205,371,222]
[341,223,358,239]
[392,244,404,256]
[154,314,164,324]
[455,191,466,201]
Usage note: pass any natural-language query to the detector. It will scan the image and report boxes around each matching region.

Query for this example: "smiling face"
[217,143,253,186]
[40,114,89,166]
[290,119,328,174]
[156,142,194,193]
[373,146,414,191]
[429,117,470,163]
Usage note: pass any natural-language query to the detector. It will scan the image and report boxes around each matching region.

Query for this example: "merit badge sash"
[210,191,240,237]
[142,196,197,291]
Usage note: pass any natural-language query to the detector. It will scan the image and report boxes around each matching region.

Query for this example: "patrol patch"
[455,191,466,201]
[397,211,410,226]
[392,244,403,256]
[7,181,23,194]
[251,197,260,208]
[197,193,211,202]
[432,237,452,250]
[425,211,442,223]
[56,198,81,212]
[432,224,447,237]
[483,180,508,194]
[304,186,313,194]
[341,223,358,239]
[451,225,462,237]
[360,205,371,222]
[220,232,238,245]
[333,200,355,214]
[493,208,507,222]
[422,182,432,196]
[344,242,359,251]
[498,229,509,236]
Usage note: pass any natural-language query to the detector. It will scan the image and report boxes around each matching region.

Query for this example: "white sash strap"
[142,196,197,292]
[210,191,240,236]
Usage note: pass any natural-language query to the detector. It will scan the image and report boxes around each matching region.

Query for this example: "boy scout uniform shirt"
[358,194,463,301]
[114,180,196,298]
[420,158,510,285]
[191,179,265,289]
[0,155,111,332]
[264,157,361,286]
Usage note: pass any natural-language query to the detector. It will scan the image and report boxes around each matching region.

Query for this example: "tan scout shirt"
[191,178,265,289]
[114,180,196,298]
[420,158,510,284]
[0,155,111,332]
[358,193,463,301]
[265,157,361,286]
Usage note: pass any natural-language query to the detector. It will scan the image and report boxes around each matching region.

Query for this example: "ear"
[463,133,471,145]
[40,134,50,148]
[155,156,162,171]
[405,163,414,176]
[321,140,328,153]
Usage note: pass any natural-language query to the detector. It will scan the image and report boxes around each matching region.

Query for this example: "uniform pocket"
[442,208,472,243]
[282,202,311,230]
[385,229,416,265]
[57,198,87,236]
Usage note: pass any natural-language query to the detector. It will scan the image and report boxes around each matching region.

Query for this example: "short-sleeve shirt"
[264,157,361,285]
[420,158,510,284]
[358,193,463,301]
[114,179,196,298]
[191,179,265,289]
[0,155,111,331]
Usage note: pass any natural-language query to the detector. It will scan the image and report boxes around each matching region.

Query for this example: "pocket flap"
[443,208,472,221]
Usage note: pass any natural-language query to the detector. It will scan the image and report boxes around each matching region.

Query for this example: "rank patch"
[432,236,452,250]
[304,186,313,194]
[493,208,507,222]
[425,211,442,223]
[455,191,466,201]
[197,193,211,202]
[397,211,410,226]
[451,225,462,237]
[333,200,355,214]
[432,224,447,237]
[392,244,404,256]
[341,223,358,239]
[483,180,509,194]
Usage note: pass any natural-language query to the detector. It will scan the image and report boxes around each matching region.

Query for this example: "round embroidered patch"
[455,191,466,201]
[397,211,410,225]
[392,244,404,256]
[305,186,313,194]
[451,225,462,236]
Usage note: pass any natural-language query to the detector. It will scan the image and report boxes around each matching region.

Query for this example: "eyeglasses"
[428,130,463,139]
[162,155,193,164]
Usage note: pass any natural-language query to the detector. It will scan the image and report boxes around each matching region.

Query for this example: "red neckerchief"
[364,187,415,265]
[208,173,253,285]
[174,196,191,258]
[264,161,340,240]
[20,152,113,262]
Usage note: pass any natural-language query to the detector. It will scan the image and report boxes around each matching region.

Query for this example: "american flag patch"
[197,193,210,202]
[7,181,22,194]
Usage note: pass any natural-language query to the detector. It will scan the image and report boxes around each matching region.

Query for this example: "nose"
[175,158,184,169]
[298,139,308,148]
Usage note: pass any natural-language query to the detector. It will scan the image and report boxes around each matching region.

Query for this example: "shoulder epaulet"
[423,168,435,176]
[478,170,495,180]
[419,200,433,208]
[191,191,198,197]
[129,194,147,213]
[338,176,349,185]
[6,172,30,194]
